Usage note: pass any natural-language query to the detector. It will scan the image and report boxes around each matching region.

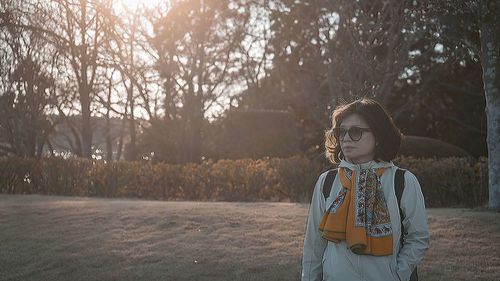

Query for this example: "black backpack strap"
[394,168,419,281]
[395,168,406,217]
[322,168,338,200]
[395,168,407,238]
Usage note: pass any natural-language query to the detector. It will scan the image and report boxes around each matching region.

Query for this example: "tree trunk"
[105,74,113,162]
[190,93,203,163]
[126,32,137,162]
[105,110,113,162]
[126,83,137,161]
[79,1,92,159]
[479,0,500,210]
[81,86,93,159]
[116,117,126,161]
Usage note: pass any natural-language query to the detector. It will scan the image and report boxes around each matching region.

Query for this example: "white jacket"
[302,160,430,281]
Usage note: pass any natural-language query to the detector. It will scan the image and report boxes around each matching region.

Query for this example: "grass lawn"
[0,194,499,281]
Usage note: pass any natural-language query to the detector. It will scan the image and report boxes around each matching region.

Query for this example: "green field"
[1,194,499,281]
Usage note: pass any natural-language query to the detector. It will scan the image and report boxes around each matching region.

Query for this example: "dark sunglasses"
[332,126,371,141]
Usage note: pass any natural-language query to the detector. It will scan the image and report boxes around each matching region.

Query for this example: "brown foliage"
[0,155,488,207]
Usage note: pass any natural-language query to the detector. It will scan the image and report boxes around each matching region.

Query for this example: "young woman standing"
[302,98,429,281]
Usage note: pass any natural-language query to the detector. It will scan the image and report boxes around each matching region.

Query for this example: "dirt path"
[1,194,499,281]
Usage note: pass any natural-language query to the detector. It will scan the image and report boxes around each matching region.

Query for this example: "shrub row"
[0,156,488,207]
[394,156,489,207]
[0,156,320,203]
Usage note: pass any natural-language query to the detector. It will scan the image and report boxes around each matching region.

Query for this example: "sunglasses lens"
[332,128,345,139]
[349,127,363,141]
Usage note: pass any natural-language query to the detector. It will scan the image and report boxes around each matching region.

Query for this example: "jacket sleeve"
[396,171,430,281]
[301,173,328,281]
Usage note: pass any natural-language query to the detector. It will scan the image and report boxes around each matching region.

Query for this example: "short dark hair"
[325,98,402,163]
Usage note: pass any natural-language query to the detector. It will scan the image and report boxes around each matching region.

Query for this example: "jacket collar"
[339,158,394,171]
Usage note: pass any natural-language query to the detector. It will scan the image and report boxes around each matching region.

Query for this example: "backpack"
[322,168,418,281]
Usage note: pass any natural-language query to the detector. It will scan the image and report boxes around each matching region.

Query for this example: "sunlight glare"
[115,0,139,9]
[114,0,160,13]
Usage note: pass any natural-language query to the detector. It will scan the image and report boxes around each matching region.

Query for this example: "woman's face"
[338,113,377,164]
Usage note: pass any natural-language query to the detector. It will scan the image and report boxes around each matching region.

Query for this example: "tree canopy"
[0,0,494,160]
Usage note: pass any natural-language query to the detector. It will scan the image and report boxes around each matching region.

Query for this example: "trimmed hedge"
[399,135,471,158]
[394,157,488,207]
[0,156,488,207]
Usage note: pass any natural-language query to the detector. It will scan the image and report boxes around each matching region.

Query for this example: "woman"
[302,98,429,281]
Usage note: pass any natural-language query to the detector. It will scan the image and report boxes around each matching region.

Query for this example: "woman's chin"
[343,152,356,159]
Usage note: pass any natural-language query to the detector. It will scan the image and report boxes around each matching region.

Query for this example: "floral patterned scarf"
[319,167,393,256]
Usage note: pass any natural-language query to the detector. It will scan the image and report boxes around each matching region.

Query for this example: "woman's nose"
[342,132,352,142]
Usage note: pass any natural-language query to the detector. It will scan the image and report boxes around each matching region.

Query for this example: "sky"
[113,0,162,12]
[111,0,269,121]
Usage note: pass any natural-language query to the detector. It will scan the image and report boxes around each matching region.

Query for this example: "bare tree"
[94,4,166,161]
[0,0,58,158]
[39,0,116,158]
[148,0,249,163]
[236,1,273,103]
